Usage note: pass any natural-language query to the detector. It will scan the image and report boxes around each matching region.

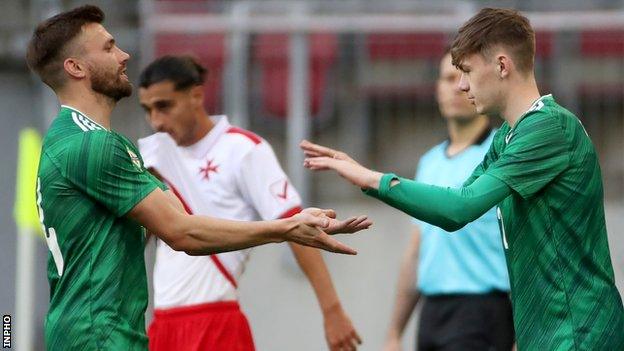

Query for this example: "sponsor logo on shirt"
[270,180,290,201]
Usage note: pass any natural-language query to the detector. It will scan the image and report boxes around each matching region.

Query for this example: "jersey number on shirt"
[497,207,509,250]
[36,177,64,276]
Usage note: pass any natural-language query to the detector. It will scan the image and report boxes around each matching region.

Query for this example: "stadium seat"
[535,31,554,59]
[253,33,339,119]
[154,33,226,114]
[580,30,624,57]
[577,30,624,103]
[362,32,446,99]
[366,32,447,60]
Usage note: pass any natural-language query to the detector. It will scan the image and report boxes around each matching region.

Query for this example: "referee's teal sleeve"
[364,173,511,232]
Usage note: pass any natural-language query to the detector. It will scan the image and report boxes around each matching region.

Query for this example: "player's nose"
[457,73,470,92]
[117,47,130,63]
[149,113,166,132]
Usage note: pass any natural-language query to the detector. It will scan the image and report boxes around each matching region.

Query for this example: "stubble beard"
[89,65,132,102]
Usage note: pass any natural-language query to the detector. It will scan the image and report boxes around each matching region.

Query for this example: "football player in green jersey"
[301,7,624,351]
[26,5,370,350]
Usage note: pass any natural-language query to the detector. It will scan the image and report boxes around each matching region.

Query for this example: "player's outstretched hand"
[287,210,358,255]
[302,207,372,234]
[300,140,383,190]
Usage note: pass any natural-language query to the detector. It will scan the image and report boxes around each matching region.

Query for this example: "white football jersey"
[138,116,302,308]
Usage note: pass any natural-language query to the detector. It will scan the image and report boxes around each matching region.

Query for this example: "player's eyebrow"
[154,99,173,108]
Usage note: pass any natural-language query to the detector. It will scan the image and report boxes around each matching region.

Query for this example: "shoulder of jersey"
[523,97,557,123]
[138,132,177,153]
[67,110,107,133]
[46,111,108,150]
[223,126,265,149]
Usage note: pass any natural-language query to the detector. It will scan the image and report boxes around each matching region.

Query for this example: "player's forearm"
[371,174,503,231]
[365,174,511,232]
[289,243,343,313]
[387,285,419,340]
[171,215,289,255]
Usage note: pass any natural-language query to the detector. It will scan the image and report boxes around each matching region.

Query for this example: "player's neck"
[58,88,115,130]
[187,109,215,145]
[447,116,489,155]
[501,75,541,128]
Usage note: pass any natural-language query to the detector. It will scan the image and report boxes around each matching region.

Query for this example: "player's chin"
[474,102,485,114]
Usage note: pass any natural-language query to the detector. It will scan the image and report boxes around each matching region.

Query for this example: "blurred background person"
[382,51,513,351]
[138,55,365,351]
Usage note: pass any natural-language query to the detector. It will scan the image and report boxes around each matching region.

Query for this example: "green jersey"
[467,95,624,350]
[37,106,166,350]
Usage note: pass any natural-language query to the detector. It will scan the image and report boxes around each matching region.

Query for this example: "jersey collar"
[182,115,230,159]
[61,105,109,131]
[511,94,553,131]
[504,94,553,145]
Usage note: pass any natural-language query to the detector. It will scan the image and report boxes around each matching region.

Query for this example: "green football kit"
[37,105,166,350]
[366,95,624,350]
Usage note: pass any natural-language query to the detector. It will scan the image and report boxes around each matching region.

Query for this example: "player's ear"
[189,85,204,106]
[496,54,511,79]
[63,57,87,80]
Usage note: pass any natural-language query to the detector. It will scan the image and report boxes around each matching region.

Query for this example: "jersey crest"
[199,158,219,180]
[126,147,142,171]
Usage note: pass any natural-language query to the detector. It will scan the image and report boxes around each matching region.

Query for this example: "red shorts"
[148,301,255,351]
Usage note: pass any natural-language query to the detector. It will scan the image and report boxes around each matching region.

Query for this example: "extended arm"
[128,188,357,255]
[301,140,511,232]
[365,173,511,232]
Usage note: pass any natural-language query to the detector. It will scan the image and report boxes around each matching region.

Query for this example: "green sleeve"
[364,173,511,232]
[64,131,162,217]
[145,171,168,191]
[484,113,569,199]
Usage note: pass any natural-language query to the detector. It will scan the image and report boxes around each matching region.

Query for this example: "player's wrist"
[258,219,289,244]
[277,216,300,243]
[321,300,343,315]
[385,328,401,341]
[364,171,384,189]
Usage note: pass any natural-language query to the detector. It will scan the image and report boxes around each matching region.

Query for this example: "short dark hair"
[139,55,207,90]
[451,8,535,74]
[26,5,105,90]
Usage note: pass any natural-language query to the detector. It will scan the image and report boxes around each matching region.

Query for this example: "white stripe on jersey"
[78,114,102,131]
[71,112,89,132]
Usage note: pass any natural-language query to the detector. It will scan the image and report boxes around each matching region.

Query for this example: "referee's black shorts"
[417,291,514,351]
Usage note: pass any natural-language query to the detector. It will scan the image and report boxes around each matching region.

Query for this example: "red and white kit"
[139,116,302,351]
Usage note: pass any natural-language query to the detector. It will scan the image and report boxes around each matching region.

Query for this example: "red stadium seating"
[362,33,446,99]
[581,30,624,57]
[578,30,624,104]
[154,33,227,114]
[254,33,339,118]
[366,33,447,60]
[535,31,554,58]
